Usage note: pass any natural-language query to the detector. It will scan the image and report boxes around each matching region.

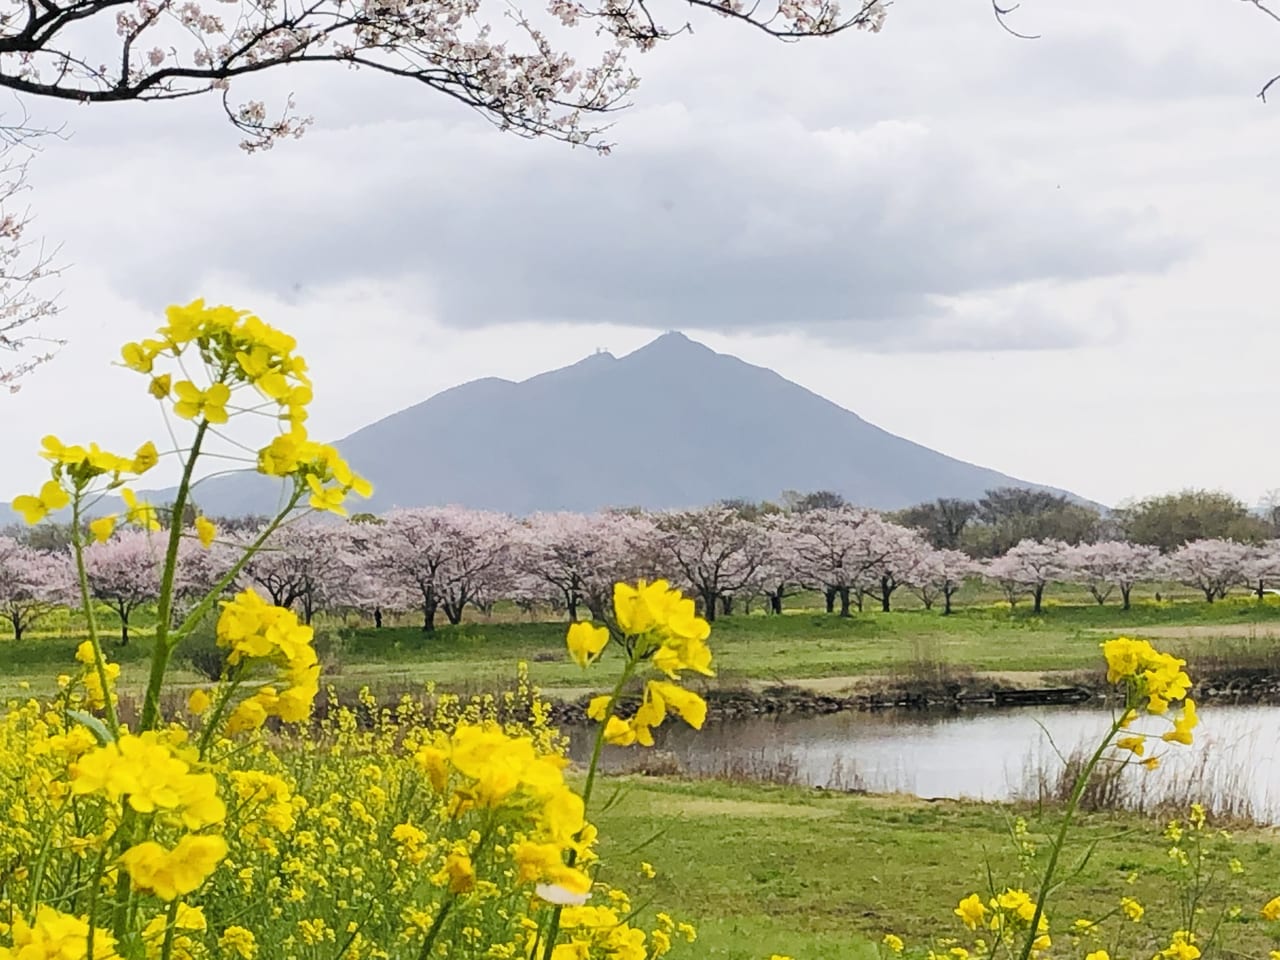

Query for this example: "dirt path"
[744,670,1083,695]
[1084,625,1280,640]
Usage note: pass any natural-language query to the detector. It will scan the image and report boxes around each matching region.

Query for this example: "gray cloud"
[22,0,1227,351]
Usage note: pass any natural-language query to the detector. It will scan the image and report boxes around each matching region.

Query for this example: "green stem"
[83,845,109,960]
[1015,714,1125,960]
[170,492,302,645]
[541,655,637,960]
[158,897,181,960]
[196,672,245,760]
[70,495,120,735]
[139,419,210,731]
[415,898,454,960]
[579,661,635,811]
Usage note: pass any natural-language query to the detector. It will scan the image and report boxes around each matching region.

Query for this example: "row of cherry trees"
[2,509,1278,637]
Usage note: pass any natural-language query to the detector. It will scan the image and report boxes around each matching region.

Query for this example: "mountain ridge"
[129,332,1087,516]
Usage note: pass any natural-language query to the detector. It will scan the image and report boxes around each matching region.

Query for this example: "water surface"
[569,704,1280,821]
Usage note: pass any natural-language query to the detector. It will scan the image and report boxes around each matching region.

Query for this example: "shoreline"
[548,668,1280,725]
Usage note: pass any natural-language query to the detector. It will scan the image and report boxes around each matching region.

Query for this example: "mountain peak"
[156,333,1082,516]
[626,330,716,362]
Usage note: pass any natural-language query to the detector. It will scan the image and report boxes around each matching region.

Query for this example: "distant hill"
[148,332,1085,517]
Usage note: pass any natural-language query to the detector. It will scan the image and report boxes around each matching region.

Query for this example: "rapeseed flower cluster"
[1102,637,1198,769]
[569,579,713,748]
[1,303,705,960]
[214,588,321,729]
[884,645,1280,960]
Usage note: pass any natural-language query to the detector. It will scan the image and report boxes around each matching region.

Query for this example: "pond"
[568,704,1280,822]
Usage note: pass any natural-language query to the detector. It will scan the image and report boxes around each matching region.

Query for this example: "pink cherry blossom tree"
[83,529,163,644]
[175,534,237,613]
[1165,539,1252,602]
[983,539,1069,614]
[1063,541,1159,610]
[370,507,513,631]
[1242,541,1280,599]
[905,547,974,615]
[236,522,362,624]
[756,513,806,614]
[438,511,514,624]
[655,506,767,621]
[515,511,657,620]
[790,507,891,617]
[0,535,72,639]
[866,522,930,613]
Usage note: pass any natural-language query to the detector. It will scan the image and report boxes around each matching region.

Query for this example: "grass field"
[591,777,1280,960]
[4,592,1279,960]
[6,593,1280,701]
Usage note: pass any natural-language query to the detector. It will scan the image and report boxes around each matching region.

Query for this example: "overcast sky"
[2,0,1279,509]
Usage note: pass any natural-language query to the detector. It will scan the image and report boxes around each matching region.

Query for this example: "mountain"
[157,332,1085,517]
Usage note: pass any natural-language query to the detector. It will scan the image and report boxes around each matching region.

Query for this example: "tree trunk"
[1257,580,1265,600]
[824,588,836,614]
[11,614,22,641]
[1202,587,1215,603]
[567,597,578,621]
[120,619,129,646]
[943,590,954,616]
[920,593,934,611]
[720,595,733,617]
[303,594,315,625]
[1120,586,1131,611]
[702,591,717,623]
[770,593,783,615]
[838,586,851,618]
[1032,584,1045,614]
[374,607,383,628]
[880,576,892,613]
[422,599,438,631]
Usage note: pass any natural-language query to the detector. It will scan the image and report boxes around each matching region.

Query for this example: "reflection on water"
[567,705,1280,821]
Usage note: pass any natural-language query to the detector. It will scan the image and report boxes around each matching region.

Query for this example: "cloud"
[13,0,1266,357]
[28,102,1185,352]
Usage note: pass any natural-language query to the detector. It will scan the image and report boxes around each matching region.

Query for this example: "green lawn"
[5,594,1280,700]
[590,777,1280,960]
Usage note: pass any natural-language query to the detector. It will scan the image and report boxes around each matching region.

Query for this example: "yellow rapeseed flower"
[1262,895,1280,921]
[88,515,117,543]
[0,904,120,960]
[119,834,229,900]
[432,851,476,894]
[1101,637,1192,714]
[1120,896,1144,922]
[1157,931,1201,960]
[566,622,609,668]
[173,380,231,424]
[1117,736,1146,757]
[121,488,161,532]
[12,480,70,524]
[955,894,988,930]
[195,515,217,548]
[132,440,159,474]
[1162,699,1198,745]
[187,689,212,716]
[883,934,905,953]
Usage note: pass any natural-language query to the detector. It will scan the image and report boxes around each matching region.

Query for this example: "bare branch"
[991,0,1039,40]
[0,0,889,150]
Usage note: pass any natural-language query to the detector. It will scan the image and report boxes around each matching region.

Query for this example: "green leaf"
[67,709,114,745]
